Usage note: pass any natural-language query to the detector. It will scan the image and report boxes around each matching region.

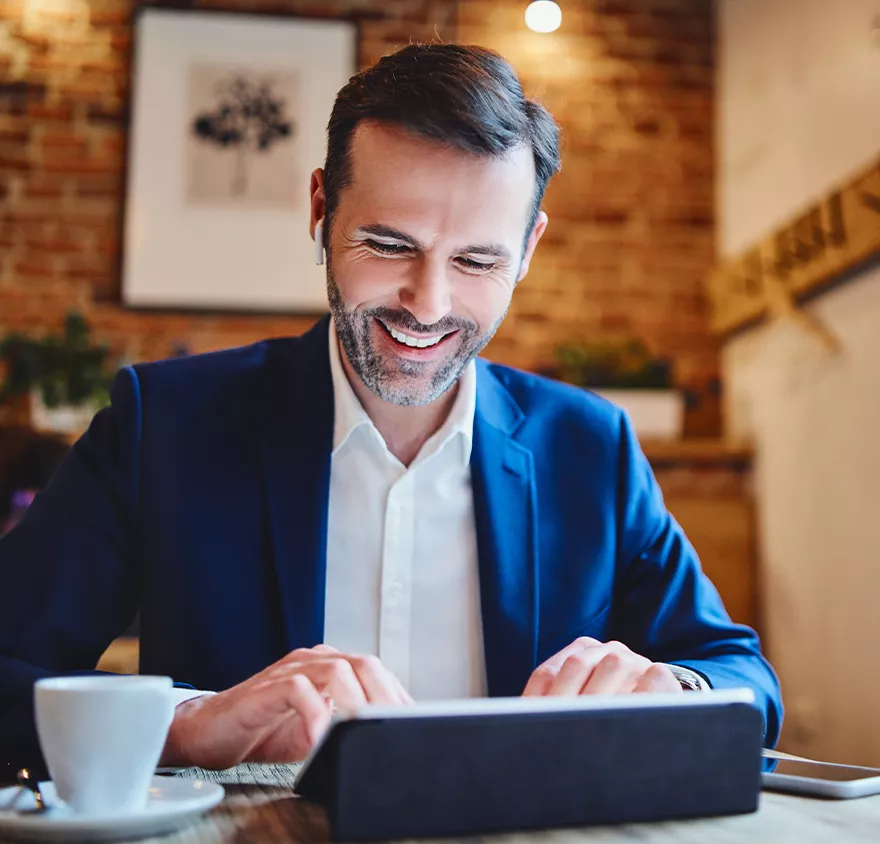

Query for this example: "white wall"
[718,0,880,764]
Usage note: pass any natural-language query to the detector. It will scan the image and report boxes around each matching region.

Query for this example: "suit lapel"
[258,316,333,653]
[472,362,539,697]
[257,330,540,687]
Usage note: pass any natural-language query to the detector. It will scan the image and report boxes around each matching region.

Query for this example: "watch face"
[668,665,707,691]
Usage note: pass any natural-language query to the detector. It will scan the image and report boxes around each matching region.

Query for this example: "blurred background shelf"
[642,439,753,466]
[645,439,758,636]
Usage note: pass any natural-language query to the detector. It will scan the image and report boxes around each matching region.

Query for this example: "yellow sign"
[708,153,880,337]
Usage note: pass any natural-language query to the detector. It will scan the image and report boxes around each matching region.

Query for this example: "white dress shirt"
[170,323,487,708]
[323,322,487,700]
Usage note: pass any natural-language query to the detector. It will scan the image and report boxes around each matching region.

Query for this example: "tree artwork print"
[186,66,300,205]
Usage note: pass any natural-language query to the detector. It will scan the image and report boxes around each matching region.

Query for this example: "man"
[0,44,782,772]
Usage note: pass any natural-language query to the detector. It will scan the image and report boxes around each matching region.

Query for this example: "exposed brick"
[14,257,57,277]
[94,232,118,255]
[0,127,30,145]
[55,84,112,104]
[109,32,132,51]
[82,58,128,75]
[0,148,32,170]
[24,234,85,253]
[86,104,126,125]
[31,7,84,24]
[66,254,114,278]
[27,55,72,72]
[27,103,75,121]
[13,32,52,52]
[22,176,68,198]
[0,0,718,434]
[633,117,661,135]
[89,9,131,26]
[71,173,120,197]
[3,206,56,223]
[41,152,119,174]
[96,132,124,155]
[0,0,25,16]
[41,131,88,151]
[0,81,47,110]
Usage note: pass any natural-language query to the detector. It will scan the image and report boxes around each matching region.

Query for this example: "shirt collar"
[328,318,476,466]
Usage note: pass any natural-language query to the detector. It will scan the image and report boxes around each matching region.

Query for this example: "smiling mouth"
[376,318,457,349]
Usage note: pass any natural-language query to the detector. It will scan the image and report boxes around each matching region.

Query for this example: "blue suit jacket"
[0,317,782,767]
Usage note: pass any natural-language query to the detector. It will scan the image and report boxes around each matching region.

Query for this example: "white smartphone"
[762,756,880,798]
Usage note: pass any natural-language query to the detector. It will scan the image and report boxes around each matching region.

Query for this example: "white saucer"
[0,776,224,841]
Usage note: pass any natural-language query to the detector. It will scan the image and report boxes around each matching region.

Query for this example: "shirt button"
[390,581,404,597]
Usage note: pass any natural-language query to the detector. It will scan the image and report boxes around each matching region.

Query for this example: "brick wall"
[458,0,719,434]
[0,0,720,433]
[0,0,458,364]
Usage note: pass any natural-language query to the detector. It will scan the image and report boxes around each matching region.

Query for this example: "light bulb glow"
[525,0,562,33]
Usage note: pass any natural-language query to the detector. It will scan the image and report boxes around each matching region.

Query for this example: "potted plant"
[0,313,116,435]
[552,338,683,439]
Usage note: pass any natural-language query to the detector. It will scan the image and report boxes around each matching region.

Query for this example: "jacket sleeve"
[610,411,783,746]
[0,367,148,771]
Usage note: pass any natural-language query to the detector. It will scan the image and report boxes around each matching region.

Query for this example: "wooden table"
[5,763,871,844]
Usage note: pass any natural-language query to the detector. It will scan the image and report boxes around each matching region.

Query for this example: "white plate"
[0,776,224,841]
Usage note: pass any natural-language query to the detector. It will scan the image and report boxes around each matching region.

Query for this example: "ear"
[310,168,326,239]
[516,210,549,283]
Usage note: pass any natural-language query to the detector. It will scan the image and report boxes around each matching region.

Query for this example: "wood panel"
[708,151,880,336]
[663,496,757,630]
[97,637,140,675]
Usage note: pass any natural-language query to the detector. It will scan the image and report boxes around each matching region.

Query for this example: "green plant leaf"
[0,311,118,410]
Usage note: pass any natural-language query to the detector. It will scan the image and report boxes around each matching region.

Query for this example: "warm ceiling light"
[525,0,562,33]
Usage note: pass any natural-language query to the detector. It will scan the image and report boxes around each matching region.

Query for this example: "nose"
[398,257,453,328]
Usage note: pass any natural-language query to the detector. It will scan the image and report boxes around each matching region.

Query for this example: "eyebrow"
[356,223,419,245]
[355,224,513,262]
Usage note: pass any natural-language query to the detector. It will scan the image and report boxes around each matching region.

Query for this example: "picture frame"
[121,7,357,314]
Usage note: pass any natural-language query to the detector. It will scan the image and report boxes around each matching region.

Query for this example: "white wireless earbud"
[314,218,325,266]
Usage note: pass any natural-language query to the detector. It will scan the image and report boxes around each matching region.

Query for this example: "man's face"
[314,122,547,407]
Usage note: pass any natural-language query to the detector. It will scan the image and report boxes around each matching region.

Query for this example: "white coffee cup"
[34,675,175,815]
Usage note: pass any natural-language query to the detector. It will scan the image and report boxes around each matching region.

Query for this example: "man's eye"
[365,240,410,255]
[457,257,496,272]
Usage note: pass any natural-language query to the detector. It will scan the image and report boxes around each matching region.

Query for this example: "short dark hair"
[323,43,561,251]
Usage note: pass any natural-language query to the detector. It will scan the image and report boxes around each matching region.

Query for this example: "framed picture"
[121,8,357,313]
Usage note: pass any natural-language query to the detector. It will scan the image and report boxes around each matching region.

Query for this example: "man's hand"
[161,645,412,769]
[523,638,683,697]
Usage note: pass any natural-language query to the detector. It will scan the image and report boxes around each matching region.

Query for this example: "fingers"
[523,638,677,698]
[540,637,603,672]
[393,676,415,705]
[276,646,412,707]
[231,674,328,737]
[235,674,334,753]
[543,649,608,696]
[166,673,333,769]
[522,638,601,696]
[306,659,370,709]
[234,674,332,765]
[285,674,334,746]
[579,652,639,695]
[633,663,683,694]
[347,654,412,705]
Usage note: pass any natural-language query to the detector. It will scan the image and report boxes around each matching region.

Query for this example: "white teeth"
[387,326,445,348]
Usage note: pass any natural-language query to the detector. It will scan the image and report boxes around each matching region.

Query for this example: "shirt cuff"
[171,688,216,707]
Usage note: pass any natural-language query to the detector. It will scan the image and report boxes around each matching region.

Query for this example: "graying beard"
[327,269,501,407]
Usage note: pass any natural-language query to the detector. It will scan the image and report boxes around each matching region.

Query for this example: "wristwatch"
[665,664,711,692]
